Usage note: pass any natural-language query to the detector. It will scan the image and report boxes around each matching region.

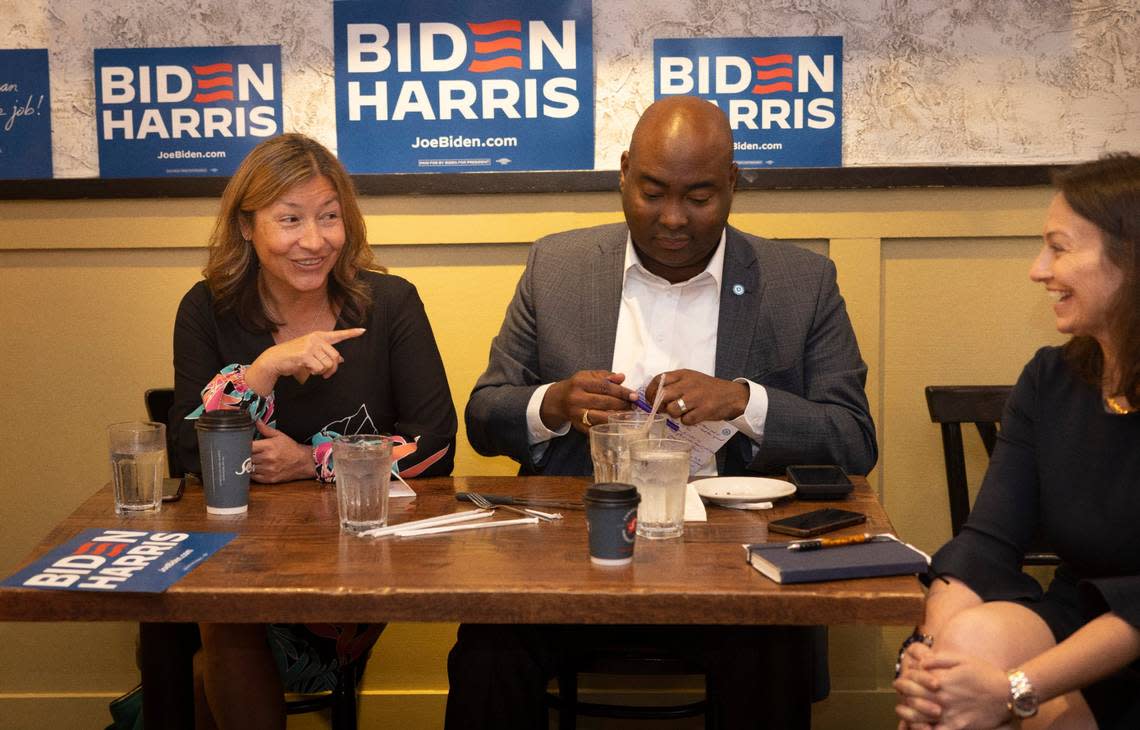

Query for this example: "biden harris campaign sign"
[95,45,282,178]
[654,37,842,168]
[334,0,594,173]
[2,529,236,593]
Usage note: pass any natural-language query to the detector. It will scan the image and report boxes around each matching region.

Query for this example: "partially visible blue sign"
[94,45,282,178]
[654,37,842,168]
[334,0,594,173]
[2,529,236,593]
[0,49,53,179]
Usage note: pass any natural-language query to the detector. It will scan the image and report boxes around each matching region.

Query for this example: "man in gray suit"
[449,96,876,728]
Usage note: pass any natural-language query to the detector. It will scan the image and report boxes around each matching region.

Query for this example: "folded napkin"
[683,484,707,522]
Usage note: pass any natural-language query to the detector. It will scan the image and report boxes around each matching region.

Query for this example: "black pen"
[787,533,892,552]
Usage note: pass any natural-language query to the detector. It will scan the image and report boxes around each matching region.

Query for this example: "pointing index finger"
[323,328,367,344]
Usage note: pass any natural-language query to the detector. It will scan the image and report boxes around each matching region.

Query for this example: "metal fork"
[467,492,559,522]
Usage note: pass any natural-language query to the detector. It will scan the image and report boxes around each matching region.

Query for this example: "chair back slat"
[975,422,999,457]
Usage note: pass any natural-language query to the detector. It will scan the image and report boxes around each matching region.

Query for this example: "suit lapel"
[715,227,763,379]
[586,229,626,371]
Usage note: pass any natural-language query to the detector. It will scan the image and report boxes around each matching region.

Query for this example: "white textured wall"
[2,0,1137,176]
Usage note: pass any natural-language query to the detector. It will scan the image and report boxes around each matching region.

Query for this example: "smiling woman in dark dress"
[172,133,457,729]
[894,154,1140,730]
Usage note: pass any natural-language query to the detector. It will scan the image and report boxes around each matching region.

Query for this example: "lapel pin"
[732,284,745,296]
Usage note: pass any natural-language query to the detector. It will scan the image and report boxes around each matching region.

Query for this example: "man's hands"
[645,369,749,426]
[244,328,366,395]
[540,370,639,432]
[540,369,751,433]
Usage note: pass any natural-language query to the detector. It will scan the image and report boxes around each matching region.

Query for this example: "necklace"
[271,301,335,342]
[1105,395,1134,415]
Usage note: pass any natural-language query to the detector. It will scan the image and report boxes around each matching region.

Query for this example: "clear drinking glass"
[589,422,644,483]
[606,411,668,437]
[332,435,393,534]
[108,421,166,514]
[629,438,691,539]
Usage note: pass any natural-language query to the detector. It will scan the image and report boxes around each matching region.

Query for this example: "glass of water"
[332,435,393,534]
[629,438,691,539]
[589,422,642,483]
[108,421,167,514]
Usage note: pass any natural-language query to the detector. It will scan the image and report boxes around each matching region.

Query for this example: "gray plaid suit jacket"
[466,222,877,477]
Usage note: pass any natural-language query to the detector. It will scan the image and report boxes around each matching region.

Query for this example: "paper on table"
[634,386,738,472]
[683,484,707,522]
[388,469,416,498]
[389,480,415,498]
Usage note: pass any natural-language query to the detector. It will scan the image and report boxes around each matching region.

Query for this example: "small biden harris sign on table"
[2,529,235,593]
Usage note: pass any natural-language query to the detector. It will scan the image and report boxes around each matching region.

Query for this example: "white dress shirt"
[525,229,769,473]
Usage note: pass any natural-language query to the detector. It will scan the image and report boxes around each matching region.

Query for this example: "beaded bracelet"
[894,629,934,678]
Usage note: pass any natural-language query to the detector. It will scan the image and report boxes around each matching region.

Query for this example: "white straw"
[396,516,539,537]
[645,373,667,436]
[521,507,562,520]
[360,509,492,538]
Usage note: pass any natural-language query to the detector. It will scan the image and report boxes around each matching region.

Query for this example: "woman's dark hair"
[1054,153,1140,402]
[203,133,381,332]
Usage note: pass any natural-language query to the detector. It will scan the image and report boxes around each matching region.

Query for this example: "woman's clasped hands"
[895,644,1013,730]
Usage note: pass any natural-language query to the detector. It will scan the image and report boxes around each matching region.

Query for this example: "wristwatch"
[1007,669,1039,719]
[894,629,934,678]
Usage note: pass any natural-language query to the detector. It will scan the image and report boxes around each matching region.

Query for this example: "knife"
[456,492,584,510]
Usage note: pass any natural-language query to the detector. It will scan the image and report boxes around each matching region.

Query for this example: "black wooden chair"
[924,385,1059,566]
[544,649,711,729]
[144,388,182,478]
[144,387,367,729]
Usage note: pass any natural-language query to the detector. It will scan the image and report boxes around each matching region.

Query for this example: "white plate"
[691,477,796,506]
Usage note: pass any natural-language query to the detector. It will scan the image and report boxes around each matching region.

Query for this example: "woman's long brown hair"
[1054,153,1140,402]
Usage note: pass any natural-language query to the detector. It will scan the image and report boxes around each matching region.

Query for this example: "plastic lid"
[583,482,640,505]
[195,409,253,430]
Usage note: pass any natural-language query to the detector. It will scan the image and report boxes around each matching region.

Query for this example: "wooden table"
[0,476,923,727]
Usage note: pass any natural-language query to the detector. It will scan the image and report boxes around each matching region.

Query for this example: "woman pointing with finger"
[171,133,457,729]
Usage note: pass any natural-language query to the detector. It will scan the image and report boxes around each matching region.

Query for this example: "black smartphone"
[162,477,185,502]
[785,465,854,500]
[768,508,866,537]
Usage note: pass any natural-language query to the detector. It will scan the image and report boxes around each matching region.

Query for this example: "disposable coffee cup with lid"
[195,409,255,515]
[583,482,640,566]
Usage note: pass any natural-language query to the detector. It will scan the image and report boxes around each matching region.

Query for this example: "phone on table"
[162,477,186,502]
[768,508,866,538]
[785,465,854,500]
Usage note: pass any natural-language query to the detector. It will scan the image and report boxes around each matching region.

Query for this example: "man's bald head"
[627,96,735,170]
[619,97,738,284]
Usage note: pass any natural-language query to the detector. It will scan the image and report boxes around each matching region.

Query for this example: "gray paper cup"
[583,483,640,566]
[196,410,254,515]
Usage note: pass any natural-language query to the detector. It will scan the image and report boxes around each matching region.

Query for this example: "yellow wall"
[0,185,1063,728]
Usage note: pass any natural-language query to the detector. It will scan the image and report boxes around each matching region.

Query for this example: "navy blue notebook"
[743,536,929,584]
